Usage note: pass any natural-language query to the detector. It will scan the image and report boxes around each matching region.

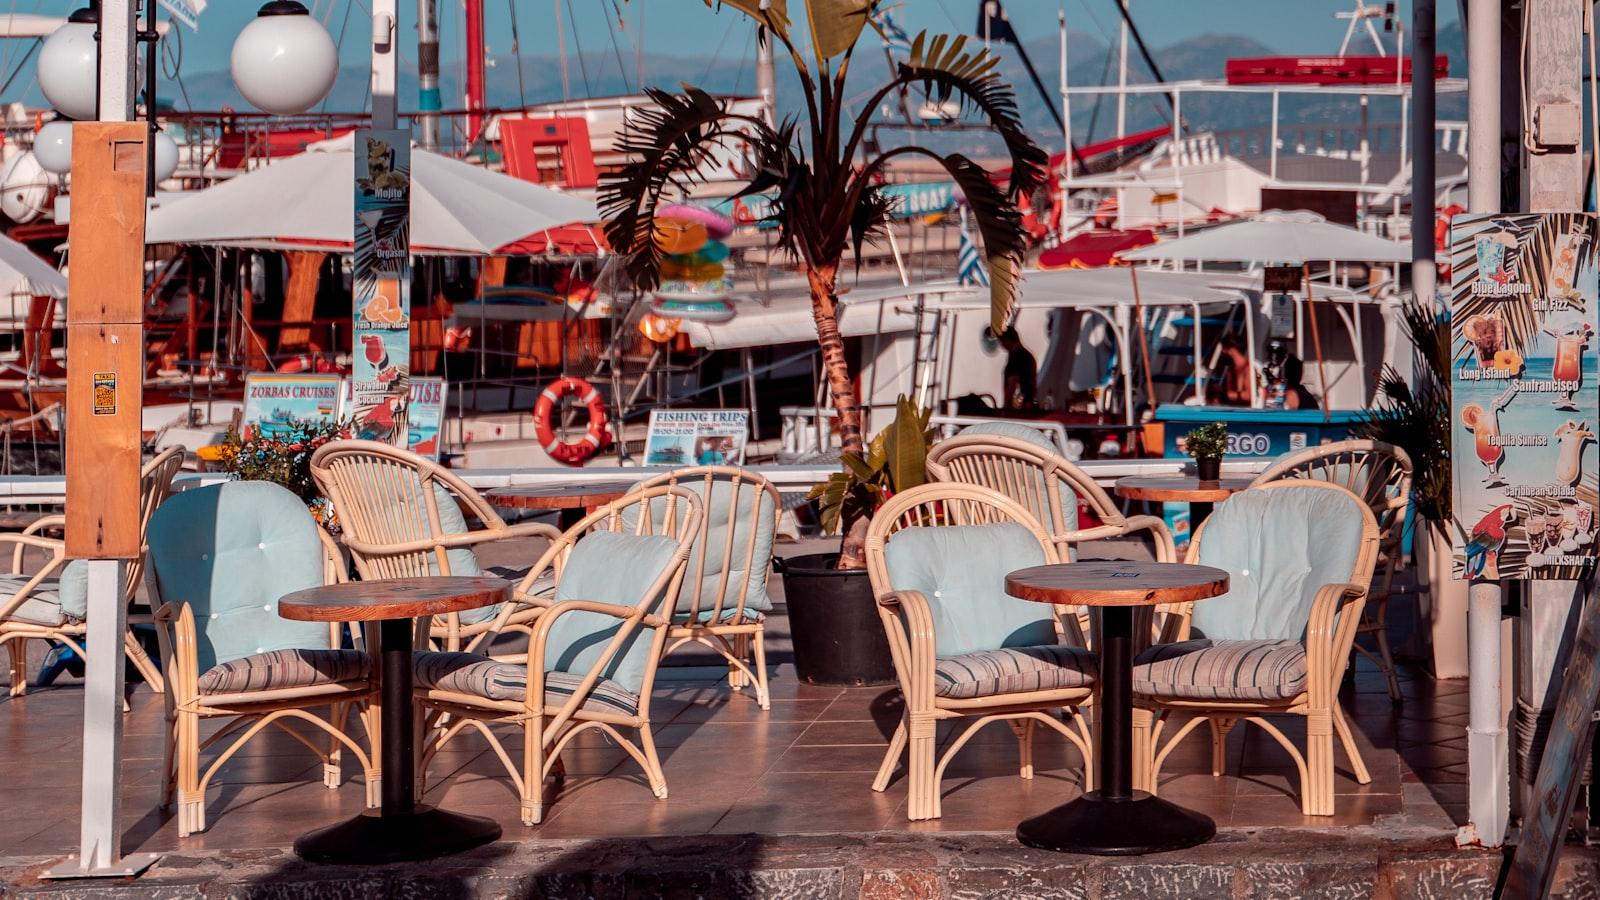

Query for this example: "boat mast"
[1116,0,1128,140]
[464,0,486,143]
[756,24,775,126]
[417,0,441,150]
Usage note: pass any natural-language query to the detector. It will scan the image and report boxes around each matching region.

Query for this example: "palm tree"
[600,0,1047,566]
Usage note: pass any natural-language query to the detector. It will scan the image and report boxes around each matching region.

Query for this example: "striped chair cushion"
[197,649,370,695]
[0,576,68,626]
[413,651,640,715]
[934,645,1096,700]
[1133,639,1308,702]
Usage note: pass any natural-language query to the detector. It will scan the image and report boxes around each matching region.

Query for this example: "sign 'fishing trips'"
[351,129,412,444]
[1449,213,1600,580]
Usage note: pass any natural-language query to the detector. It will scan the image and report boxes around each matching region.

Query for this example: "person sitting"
[1282,355,1319,411]
[1216,333,1253,406]
[999,327,1039,412]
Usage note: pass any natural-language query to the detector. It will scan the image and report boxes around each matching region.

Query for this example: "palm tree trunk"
[806,264,871,569]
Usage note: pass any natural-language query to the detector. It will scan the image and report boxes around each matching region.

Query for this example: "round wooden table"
[279,575,511,864]
[484,480,637,529]
[1005,561,1230,855]
[1114,474,1253,528]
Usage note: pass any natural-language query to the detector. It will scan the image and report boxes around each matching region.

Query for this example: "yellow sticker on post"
[92,372,116,416]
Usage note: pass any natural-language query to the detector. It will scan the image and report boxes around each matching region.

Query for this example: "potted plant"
[768,398,932,684]
[1354,296,1463,675]
[598,0,1044,571]
[211,416,352,531]
[1183,422,1229,481]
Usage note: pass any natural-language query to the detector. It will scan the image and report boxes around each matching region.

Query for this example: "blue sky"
[19,1,1458,77]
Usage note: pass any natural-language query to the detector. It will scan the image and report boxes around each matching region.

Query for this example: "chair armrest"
[1305,582,1369,704]
[876,590,935,709]
[153,601,199,707]
[342,519,565,561]
[1119,515,1177,563]
[22,515,64,537]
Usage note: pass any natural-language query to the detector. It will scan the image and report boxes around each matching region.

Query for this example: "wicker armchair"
[148,481,379,836]
[1132,481,1380,816]
[865,481,1096,821]
[633,466,780,708]
[926,427,1176,563]
[412,485,699,825]
[1249,439,1412,702]
[0,447,182,698]
[309,440,562,655]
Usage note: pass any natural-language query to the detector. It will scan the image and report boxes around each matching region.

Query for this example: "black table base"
[294,618,501,864]
[1018,605,1215,856]
[294,806,502,864]
[1017,791,1215,855]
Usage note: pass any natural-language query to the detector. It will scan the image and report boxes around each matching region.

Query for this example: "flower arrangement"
[213,417,351,528]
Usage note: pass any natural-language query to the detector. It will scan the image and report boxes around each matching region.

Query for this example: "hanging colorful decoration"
[650,202,736,323]
[638,314,682,343]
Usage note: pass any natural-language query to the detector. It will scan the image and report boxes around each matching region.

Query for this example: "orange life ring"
[534,376,611,465]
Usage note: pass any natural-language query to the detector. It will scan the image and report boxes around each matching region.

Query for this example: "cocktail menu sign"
[1450,213,1599,580]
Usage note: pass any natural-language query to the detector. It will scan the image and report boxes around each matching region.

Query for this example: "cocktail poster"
[241,373,342,439]
[351,128,411,443]
[405,377,447,460]
[1450,212,1599,579]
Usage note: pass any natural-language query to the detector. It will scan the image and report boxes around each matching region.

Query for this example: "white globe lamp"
[33,121,74,175]
[230,1,339,115]
[37,6,99,122]
[152,129,179,182]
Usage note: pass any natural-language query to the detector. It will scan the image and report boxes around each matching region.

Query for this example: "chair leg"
[160,712,178,811]
[1010,718,1036,780]
[1331,702,1372,785]
[1304,711,1335,816]
[362,702,382,808]
[124,629,164,694]
[521,719,546,826]
[1073,709,1094,792]
[728,634,749,689]
[751,628,771,710]
[1131,706,1154,794]
[873,718,907,793]
[176,711,205,836]
[639,723,669,800]
[324,702,346,789]
[7,638,27,697]
[1369,598,1402,704]
[905,715,939,821]
[1209,717,1237,777]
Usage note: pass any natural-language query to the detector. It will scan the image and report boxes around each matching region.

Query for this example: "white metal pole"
[49,0,150,879]
[1462,0,1509,850]
[371,0,399,131]
[1060,9,1072,192]
[1116,0,1129,140]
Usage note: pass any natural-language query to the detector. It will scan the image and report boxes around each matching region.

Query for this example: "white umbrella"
[0,232,66,299]
[145,143,598,256]
[1121,210,1412,264]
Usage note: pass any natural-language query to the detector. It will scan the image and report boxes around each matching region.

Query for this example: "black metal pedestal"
[1016,606,1215,855]
[294,618,501,864]
[1189,501,1214,526]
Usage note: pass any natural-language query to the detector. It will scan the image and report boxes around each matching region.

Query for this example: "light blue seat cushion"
[882,522,1054,657]
[1191,485,1366,642]
[959,421,1061,454]
[147,481,331,672]
[57,559,87,620]
[542,531,682,695]
[626,479,777,615]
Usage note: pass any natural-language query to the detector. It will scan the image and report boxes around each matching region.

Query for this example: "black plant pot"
[1196,456,1222,481]
[778,552,897,686]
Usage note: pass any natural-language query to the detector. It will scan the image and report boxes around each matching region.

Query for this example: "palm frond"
[702,0,791,35]
[597,86,785,290]
[848,182,895,272]
[935,152,1032,333]
[806,0,875,60]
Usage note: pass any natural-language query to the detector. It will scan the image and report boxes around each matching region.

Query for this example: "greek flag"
[957,211,989,286]
[871,9,914,51]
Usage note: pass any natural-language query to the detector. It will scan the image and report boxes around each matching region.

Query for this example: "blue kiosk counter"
[1150,405,1366,543]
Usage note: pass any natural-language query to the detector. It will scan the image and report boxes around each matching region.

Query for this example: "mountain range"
[162,21,1468,156]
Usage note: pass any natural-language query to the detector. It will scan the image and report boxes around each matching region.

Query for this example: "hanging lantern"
[638,314,681,343]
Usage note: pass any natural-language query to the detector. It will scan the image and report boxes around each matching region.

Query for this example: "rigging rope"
[599,0,634,94]
[564,0,594,97]
[507,0,527,108]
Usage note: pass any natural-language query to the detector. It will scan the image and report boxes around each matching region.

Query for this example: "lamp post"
[39,0,337,880]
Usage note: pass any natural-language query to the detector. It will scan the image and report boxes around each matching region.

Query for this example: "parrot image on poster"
[1462,505,1516,579]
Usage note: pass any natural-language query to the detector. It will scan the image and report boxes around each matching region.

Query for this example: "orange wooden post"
[65,123,146,561]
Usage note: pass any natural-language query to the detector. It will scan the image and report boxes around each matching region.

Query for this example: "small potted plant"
[779,397,933,685]
[1183,422,1229,482]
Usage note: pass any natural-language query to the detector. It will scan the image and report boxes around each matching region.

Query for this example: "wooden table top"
[483,481,637,510]
[278,576,512,622]
[1005,561,1230,607]
[1113,474,1254,503]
